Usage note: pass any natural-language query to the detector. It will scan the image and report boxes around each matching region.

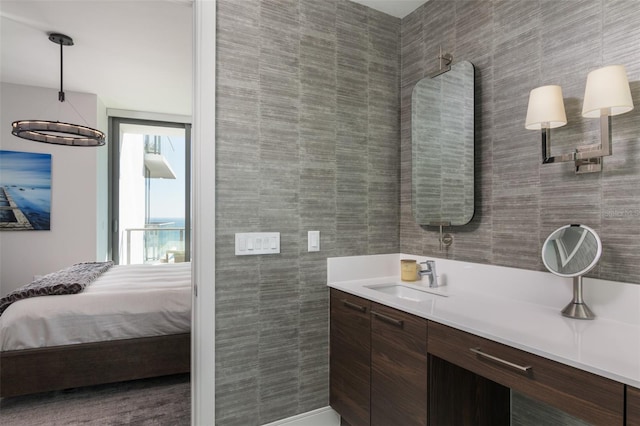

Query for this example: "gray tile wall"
[400,0,640,284]
[215,1,399,424]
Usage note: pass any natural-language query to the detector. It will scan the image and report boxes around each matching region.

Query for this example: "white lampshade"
[525,85,567,130]
[582,65,634,118]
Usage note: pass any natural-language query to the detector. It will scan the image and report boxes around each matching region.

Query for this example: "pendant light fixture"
[11,33,105,147]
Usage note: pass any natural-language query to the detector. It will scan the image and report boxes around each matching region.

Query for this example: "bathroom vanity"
[328,254,640,426]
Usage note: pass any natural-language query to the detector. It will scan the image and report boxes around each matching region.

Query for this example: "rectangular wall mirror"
[411,60,475,226]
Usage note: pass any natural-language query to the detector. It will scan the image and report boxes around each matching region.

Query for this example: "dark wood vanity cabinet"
[370,302,427,426]
[330,289,371,426]
[330,288,630,426]
[330,290,428,426]
[629,386,640,426]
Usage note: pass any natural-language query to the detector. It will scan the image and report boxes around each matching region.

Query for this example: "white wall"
[0,82,106,295]
[96,96,109,261]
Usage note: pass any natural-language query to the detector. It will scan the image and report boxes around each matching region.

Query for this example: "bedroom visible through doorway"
[109,118,191,265]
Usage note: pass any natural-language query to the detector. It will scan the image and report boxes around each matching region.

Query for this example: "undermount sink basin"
[365,284,446,302]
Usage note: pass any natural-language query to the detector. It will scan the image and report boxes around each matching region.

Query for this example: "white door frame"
[192,0,216,424]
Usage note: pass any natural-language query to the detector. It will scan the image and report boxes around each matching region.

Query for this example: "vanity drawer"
[371,302,427,356]
[427,321,624,426]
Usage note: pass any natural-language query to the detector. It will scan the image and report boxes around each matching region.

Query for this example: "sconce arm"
[541,128,575,164]
[540,115,613,173]
[573,115,611,173]
[574,115,612,160]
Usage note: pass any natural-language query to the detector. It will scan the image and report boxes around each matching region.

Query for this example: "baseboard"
[261,407,340,426]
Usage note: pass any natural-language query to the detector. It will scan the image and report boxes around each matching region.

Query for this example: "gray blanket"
[0,261,114,316]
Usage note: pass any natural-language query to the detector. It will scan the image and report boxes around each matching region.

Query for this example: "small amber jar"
[401,259,417,282]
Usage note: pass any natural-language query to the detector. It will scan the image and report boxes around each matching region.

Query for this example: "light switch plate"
[235,232,280,255]
[308,230,320,252]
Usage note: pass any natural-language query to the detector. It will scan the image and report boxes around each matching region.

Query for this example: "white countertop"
[328,254,640,389]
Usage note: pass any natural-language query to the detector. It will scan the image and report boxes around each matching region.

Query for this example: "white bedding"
[0,262,191,351]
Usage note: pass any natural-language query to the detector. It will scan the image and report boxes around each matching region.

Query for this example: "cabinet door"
[629,386,640,426]
[370,302,427,426]
[330,289,371,426]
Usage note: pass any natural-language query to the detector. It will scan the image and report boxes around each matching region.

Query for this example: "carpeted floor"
[0,373,190,426]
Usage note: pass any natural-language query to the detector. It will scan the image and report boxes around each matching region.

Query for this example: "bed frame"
[1,333,190,398]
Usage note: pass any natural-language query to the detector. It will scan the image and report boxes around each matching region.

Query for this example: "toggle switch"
[308,231,320,252]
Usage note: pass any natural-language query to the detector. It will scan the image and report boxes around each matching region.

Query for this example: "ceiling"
[0,1,425,118]
[0,0,193,116]
[350,0,427,18]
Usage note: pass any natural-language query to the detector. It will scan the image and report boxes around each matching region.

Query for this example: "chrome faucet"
[419,260,438,287]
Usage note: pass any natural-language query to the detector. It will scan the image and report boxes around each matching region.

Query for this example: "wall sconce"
[525,65,634,174]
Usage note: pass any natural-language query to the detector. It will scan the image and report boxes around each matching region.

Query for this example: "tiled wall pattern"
[400,0,640,284]
[215,0,400,424]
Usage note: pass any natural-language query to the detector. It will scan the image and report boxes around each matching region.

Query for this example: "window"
[109,118,191,265]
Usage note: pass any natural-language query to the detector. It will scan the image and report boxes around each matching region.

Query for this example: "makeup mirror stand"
[562,276,595,320]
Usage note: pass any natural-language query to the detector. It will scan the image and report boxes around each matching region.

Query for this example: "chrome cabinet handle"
[470,347,532,373]
[341,299,367,313]
[371,310,404,328]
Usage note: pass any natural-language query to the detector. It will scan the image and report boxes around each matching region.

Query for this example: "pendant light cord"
[54,36,93,127]
[58,41,65,102]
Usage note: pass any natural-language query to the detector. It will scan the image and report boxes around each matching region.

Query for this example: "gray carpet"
[0,374,190,426]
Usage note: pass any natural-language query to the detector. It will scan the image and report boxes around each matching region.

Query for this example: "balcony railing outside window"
[123,222,185,265]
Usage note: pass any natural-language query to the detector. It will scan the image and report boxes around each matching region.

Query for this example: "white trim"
[192,0,216,425]
[106,108,192,124]
[261,407,340,426]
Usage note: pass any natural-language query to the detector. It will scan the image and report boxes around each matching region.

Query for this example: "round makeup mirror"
[542,224,602,320]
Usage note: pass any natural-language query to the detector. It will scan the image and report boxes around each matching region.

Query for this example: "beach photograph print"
[0,150,51,231]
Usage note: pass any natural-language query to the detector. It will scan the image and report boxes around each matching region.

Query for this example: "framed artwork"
[0,150,51,231]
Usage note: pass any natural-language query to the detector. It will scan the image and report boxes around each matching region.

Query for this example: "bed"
[0,262,191,398]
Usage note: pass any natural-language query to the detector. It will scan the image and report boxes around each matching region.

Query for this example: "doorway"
[109,117,191,265]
